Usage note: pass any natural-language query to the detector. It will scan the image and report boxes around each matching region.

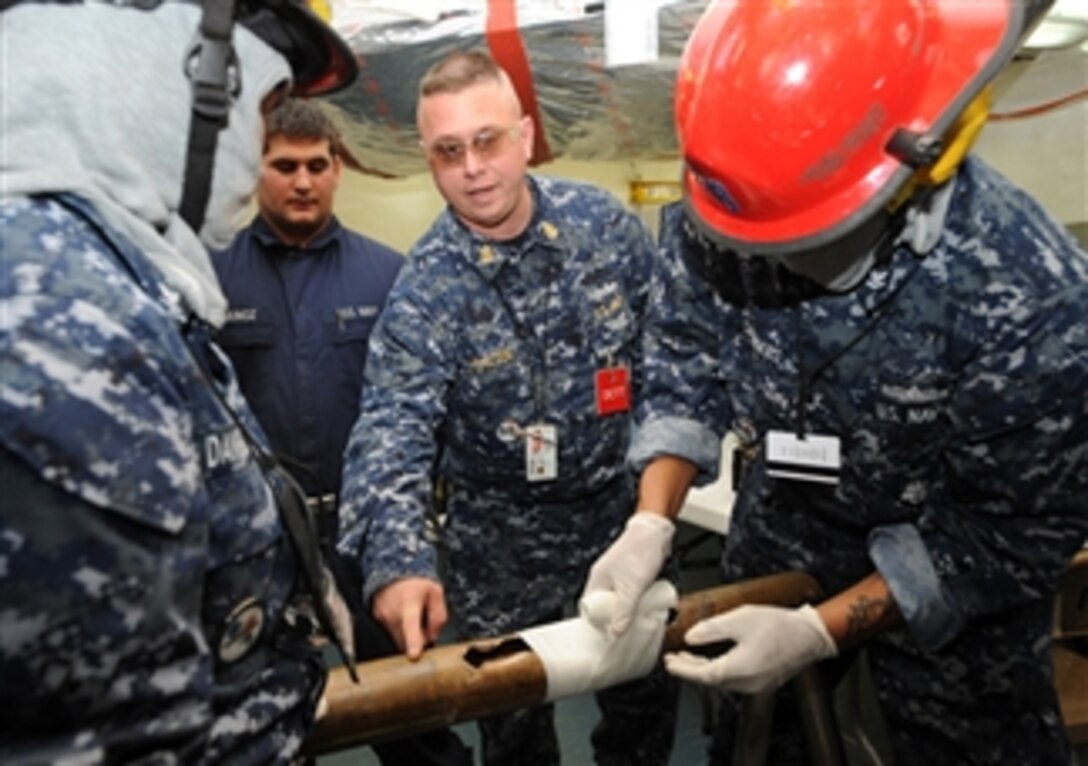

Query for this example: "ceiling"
[322,1,1088,178]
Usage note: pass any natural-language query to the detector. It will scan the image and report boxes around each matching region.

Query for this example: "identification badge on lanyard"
[595,366,631,416]
[765,430,841,485]
[525,423,559,482]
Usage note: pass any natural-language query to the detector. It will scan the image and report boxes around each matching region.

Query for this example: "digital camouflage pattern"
[338,175,654,621]
[0,195,324,764]
[338,175,678,765]
[635,156,1088,765]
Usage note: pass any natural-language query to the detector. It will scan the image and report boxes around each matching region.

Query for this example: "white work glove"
[521,579,678,701]
[664,604,837,696]
[582,511,675,636]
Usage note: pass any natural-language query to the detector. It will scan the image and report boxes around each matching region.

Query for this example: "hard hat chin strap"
[178,0,240,234]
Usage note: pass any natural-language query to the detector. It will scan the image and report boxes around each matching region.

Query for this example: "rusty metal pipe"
[305,571,822,756]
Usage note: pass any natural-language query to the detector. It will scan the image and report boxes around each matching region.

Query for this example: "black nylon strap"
[261,454,359,682]
[178,0,237,233]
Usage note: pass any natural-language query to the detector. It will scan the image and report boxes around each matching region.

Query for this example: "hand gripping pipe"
[305,571,823,756]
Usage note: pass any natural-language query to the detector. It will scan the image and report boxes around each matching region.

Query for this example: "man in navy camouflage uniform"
[582,1,1088,764]
[1,2,359,762]
[337,50,679,765]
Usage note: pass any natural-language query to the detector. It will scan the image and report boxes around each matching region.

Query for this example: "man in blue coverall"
[214,96,471,766]
[215,97,402,539]
[0,2,359,762]
[337,50,680,765]
[581,0,1088,764]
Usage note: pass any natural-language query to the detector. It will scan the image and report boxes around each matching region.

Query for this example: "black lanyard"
[474,246,555,418]
[793,255,922,438]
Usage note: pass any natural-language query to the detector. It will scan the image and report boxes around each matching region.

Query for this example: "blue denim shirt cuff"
[628,416,721,485]
[869,523,966,650]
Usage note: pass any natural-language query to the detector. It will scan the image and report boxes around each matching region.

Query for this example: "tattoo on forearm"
[844,594,894,643]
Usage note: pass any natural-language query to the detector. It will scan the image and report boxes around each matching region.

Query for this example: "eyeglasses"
[424,124,522,168]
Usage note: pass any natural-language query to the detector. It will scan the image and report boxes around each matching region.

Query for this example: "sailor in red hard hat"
[586,0,1088,762]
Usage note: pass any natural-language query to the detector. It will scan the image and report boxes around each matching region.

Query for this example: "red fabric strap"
[486,0,553,165]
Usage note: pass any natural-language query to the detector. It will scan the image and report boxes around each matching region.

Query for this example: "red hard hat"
[675,0,1051,255]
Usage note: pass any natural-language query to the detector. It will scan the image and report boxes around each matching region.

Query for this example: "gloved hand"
[664,604,837,695]
[582,511,675,636]
[520,579,678,701]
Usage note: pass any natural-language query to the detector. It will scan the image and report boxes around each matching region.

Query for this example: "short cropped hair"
[263,97,341,156]
[418,50,507,99]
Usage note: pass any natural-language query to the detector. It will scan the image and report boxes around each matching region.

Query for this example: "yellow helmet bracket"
[885,87,993,212]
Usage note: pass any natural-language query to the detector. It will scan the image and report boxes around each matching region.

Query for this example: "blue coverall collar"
[251,213,343,253]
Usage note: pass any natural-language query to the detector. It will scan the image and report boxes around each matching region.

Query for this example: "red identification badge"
[595,366,631,416]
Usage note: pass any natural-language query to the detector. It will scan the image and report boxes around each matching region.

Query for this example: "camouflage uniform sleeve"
[872,173,1088,650]
[615,199,656,397]
[617,198,657,319]
[337,258,454,604]
[628,203,733,485]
